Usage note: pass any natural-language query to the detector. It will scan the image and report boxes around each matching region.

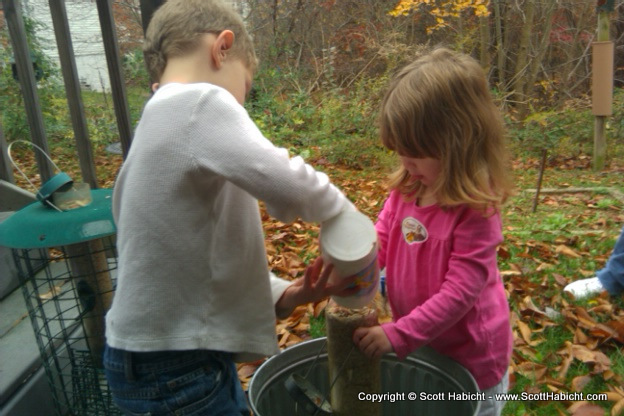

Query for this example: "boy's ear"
[211,30,235,69]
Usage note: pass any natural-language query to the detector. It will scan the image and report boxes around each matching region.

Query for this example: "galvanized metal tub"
[248,337,480,415]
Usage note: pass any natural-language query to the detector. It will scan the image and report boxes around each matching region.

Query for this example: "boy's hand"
[353,325,393,359]
[275,257,356,318]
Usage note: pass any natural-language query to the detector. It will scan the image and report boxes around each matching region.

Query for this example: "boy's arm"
[190,88,354,224]
[272,258,357,319]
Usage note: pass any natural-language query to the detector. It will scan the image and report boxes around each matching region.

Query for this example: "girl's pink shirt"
[377,190,513,390]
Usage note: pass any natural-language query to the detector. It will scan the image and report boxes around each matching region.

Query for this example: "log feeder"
[326,303,381,416]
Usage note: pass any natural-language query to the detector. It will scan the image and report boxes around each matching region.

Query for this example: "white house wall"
[23,0,109,91]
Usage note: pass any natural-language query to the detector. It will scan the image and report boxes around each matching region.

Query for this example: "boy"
[104,1,355,414]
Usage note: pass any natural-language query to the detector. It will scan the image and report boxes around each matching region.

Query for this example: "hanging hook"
[7,140,69,212]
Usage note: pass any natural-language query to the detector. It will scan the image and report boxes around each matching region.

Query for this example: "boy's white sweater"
[105,83,350,361]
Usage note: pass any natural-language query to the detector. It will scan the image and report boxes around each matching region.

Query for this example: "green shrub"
[0,15,69,142]
[247,66,393,169]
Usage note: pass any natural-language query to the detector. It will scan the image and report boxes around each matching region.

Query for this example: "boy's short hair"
[143,0,258,82]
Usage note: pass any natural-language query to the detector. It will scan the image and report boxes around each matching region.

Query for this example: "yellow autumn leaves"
[389,0,490,33]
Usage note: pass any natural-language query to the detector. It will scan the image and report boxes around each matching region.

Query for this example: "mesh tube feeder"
[0,188,119,416]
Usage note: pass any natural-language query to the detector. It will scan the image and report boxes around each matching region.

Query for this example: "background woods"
[244,0,623,112]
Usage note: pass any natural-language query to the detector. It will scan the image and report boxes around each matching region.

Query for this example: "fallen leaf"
[575,327,588,344]
[570,345,611,373]
[278,331,291,347]
[556,244,582,258]
[552,273,568,286]
[237,362,261,380]
[536,262,556,271]
[574,307,599,328]
[515,361,548,380]
[567,402,606,416]
[571,375,591,392]
[604,391,624,402]
[314,299,328,317]
[605,320,624,344]
[500,270,522,276]
[517,320,536,345]
[613,399,624,416]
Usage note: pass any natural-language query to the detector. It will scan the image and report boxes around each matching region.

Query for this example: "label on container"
[349,256,379,296]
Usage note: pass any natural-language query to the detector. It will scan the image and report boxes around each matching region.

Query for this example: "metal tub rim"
[248,337,481,415]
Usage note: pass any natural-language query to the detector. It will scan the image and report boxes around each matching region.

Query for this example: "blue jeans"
[597,226,624,295]
[104,345,249,416]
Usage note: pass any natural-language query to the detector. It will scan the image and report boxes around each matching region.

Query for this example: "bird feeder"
[1,142,119,415]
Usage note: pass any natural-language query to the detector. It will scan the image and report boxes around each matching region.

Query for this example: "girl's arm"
[353,325,393,359]
[381,210,503,359]
[351,194,395,359]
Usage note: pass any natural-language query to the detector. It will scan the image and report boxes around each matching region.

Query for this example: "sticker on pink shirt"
[401,217,428,244]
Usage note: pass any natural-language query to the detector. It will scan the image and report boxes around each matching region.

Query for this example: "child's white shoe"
[564,277,605,299]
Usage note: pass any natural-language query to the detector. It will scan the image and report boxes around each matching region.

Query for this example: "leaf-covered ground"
[9,145,623,415]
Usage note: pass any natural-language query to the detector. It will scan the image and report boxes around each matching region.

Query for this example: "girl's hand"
[275,257,356,318]
[353,325,393,359]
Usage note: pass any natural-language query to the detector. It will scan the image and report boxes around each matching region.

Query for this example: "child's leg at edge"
[478,369,509,416]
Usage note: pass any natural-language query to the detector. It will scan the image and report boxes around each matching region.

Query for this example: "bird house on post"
[592,41,614,116]
[592,0,615,116]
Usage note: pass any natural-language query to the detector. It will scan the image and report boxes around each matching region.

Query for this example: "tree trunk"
[479,14,491,71]
[493,0,506,91]
[526,1,556,100]
[513,0,535,118]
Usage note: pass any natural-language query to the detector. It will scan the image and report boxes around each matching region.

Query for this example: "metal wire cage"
[13,236,121,416]
[0,188,120,416]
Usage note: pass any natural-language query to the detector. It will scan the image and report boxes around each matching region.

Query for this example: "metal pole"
[95,0,133,158]
[48,0,99,188]
[0,122,15,183]
[2,0,54,182]
[139,0,165,36]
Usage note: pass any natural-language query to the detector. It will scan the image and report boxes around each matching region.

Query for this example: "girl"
[353,47,514,416]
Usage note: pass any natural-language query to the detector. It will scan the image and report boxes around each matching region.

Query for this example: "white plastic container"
[320,210,379,309]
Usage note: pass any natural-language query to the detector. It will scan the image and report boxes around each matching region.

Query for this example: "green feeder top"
[0,189,116,249]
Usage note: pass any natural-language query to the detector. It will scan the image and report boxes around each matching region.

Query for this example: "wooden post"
[532,149,547,213]
[326,303,381,416]
[65,239,115,367]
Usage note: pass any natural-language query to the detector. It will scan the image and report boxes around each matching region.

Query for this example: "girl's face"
[399,156,441,187]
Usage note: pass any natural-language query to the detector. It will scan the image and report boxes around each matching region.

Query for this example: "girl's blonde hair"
[380,47,513,213]
[143,0,258,83]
